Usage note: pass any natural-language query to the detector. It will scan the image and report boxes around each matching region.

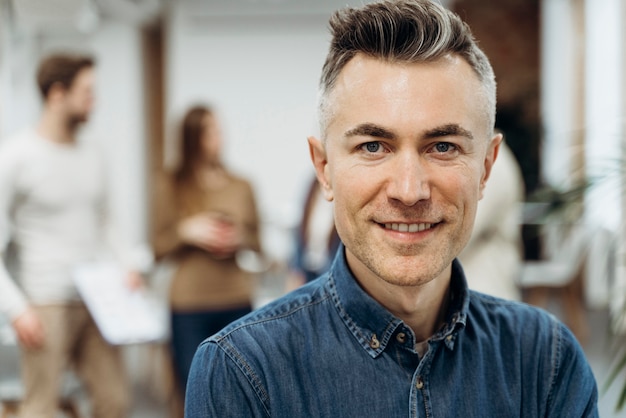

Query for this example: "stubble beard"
[346,230,447,289]
[66,113,89,133]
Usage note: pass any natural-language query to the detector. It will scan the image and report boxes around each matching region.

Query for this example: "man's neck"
[37,110,76,144]
[399,281,451,343]
[352,261,452,342]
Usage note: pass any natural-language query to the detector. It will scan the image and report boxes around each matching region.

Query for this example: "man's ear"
[46,82,66,106]
[479,133,502,200]
[307,136,334,202]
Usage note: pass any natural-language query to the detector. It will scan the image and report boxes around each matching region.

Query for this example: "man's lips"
[381,222,436,233]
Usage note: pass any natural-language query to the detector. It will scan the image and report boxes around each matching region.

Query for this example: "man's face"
[309,53,500,289]
[63,67,95,124]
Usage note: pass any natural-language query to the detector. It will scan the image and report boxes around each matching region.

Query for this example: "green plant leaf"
[603,346,626,411]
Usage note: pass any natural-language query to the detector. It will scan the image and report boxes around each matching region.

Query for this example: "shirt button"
[396,332,406,344]
[415,377,424,389]
[446,335,453,342]
[369,334,380,349]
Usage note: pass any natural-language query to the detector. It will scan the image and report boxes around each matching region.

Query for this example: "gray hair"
[318,0,496,136]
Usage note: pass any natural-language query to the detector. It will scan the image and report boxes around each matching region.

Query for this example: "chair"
[0,319,83,418]
[518,222,592,343]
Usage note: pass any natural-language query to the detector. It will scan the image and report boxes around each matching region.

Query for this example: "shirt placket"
[409,339,441,418]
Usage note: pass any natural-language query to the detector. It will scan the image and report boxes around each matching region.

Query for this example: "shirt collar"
[326,245,469,357]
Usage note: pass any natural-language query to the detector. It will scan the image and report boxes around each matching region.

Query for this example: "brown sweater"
[152,172,262,312]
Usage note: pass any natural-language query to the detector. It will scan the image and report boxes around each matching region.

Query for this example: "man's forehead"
[324,54,490,138]
[69,68,95,89]
[335,53,469,86]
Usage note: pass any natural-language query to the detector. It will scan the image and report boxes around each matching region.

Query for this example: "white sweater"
[0,130,124,319]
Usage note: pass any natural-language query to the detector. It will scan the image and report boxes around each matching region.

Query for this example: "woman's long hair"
[173,105,224,211]
[174,105,211,185]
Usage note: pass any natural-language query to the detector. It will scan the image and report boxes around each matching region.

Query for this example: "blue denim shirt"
[186,248,598,417]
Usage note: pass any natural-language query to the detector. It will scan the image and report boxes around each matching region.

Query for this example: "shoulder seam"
[545,316,562,411]
[214,338,272,417]
[209,291,332,416]
[214,291,331,342]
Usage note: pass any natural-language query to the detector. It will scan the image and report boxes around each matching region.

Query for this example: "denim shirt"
[186,248,598,417]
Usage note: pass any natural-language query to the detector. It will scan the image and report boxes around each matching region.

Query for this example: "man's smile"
[382,222,434,232]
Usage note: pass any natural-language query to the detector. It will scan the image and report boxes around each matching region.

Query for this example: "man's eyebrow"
[345,123,396,140]
[424,124,474,140]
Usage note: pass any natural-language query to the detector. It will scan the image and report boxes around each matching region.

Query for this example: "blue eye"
[364,142,381,152]
[435,143,451,153]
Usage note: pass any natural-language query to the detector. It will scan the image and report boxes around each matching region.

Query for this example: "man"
[185,1,598,416]
[0,54,141,417]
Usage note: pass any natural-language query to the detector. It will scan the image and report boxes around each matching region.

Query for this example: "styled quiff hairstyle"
[36,53,95,100]
[318,0,496,136]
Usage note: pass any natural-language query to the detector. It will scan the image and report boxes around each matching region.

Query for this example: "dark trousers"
[170,305,252,391]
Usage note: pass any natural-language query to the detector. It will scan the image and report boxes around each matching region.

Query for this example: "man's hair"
[318,0,496,136]
[36,53,95,99]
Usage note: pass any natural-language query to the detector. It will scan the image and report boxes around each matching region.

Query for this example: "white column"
[583,0,623,311]
[540,0,582,189]
[583,0,623,230]
[585,0,625,230]
[588,0,626,331]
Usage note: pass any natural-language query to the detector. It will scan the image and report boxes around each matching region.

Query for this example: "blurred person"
[458,140,524,300]
[152,105,262,414]
[0,53,144,417]
[184,1,598,416]
[284,174,340,291]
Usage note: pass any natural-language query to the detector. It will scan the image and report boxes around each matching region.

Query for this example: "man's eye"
[361,142,382,153]
[434,142,454,153]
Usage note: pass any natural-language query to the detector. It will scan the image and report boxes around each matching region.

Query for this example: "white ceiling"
[9,0,161,32]
[9,0,457,32]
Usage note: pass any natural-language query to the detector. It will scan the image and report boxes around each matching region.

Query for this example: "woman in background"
[153,105,262,412]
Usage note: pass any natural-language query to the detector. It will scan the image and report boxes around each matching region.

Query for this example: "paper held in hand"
[73,261,169,345]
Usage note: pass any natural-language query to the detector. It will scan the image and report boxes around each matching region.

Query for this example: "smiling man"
[185,1,598,416]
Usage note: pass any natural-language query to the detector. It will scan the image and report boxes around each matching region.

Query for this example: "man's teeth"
[384,223,432,232]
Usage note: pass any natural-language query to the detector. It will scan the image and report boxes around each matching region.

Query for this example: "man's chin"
[69,116,89,126]
[379,267,438,288]
[385,249,454,283]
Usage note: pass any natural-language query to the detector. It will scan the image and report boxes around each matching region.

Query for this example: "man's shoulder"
[0,130,39,174]
[0,130,36,154]
[467,290,568,343]
[210,277,331,344]
[470,290,551,317]
[467,291,597,412]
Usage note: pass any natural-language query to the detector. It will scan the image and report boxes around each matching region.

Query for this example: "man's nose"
[386,153,431,206]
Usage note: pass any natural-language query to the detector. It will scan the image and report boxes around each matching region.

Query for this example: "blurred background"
[0,0,625,416]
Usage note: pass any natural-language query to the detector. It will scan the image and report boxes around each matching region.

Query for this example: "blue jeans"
[171,305,252,391]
